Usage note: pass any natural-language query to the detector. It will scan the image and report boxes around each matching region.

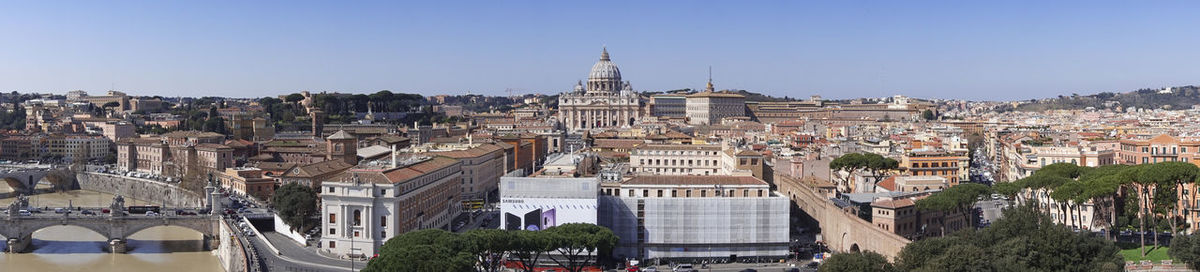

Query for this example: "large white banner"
[500,198,597,231]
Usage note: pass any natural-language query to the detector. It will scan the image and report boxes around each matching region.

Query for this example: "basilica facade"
[559,48,641,131]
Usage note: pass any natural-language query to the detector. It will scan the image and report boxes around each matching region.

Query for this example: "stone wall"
[777,174,910,260]
[76,172,205,207]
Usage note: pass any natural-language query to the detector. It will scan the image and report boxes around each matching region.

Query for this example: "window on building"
[329,241,336,248]
[381,216,387,227]
[657,190,663,197]
[701,190,707,197]
[328,187,335,193]
[330,213,336,223]
[628,189,634,196]
[329,228,336,235]
[354,231,360,237]
[672,190,678,197]
[353,210,362,226]
[686,190,692,197]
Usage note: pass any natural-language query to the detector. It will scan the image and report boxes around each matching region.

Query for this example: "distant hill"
[1015,85,1200,111]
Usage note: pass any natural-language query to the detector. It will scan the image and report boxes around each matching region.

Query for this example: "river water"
[0,190,224,272]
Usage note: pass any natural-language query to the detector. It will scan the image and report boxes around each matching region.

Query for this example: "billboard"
[500,198,596,231]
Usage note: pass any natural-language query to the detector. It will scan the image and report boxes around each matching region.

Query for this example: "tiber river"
[0,188,224,272]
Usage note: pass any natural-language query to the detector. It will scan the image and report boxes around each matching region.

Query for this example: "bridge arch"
[21,220,112,240]
[2,177,28,191]
[122,220,216,240]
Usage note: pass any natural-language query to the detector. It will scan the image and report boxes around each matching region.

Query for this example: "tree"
[102,101,121,109]
[897,205,1123,272]
[544,223,619,272]
[364,229,474,272]
[916,183,991,234]
[270,183,319,232]
[829,153,897,193]
[510,230,553,272]
[285,93,305,103]
[1142,162,1198,236]
[464,229,514,272]
[818,251,897,272]
[1171,233,1200,270]
[921,109,935,120]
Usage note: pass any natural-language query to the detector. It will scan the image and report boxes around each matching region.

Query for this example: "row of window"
[633,150,719,156]
[636,158,719,167]
[602,188,765,198]
[910,161,958,168]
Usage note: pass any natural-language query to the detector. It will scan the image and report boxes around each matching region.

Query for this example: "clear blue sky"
[2,1,1199,100]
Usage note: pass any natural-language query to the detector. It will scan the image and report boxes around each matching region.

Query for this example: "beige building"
[629,143,766,181]
[419,143,505,201]
[318,156,463,258]
[214,167,276,200]
[630,144,725,176]
[558,48,641,131]
[685,82,745,125]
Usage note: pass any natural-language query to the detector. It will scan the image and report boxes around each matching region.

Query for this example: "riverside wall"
[75,172,206,207]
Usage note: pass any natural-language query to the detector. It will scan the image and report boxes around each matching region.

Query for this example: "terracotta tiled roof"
[871,198,915,209]
[285,159,353,178]
[429,144,503,159]
[877,176,898,192]
[327,130,355,140]
[379,156,459,184]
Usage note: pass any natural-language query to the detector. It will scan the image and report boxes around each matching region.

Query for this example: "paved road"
[254,230,360,271]
[975,199,1010,226]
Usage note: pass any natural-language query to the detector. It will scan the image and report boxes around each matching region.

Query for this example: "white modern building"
[599,175,789,261]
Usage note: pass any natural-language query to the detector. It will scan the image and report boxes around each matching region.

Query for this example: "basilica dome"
[588,47,621,81]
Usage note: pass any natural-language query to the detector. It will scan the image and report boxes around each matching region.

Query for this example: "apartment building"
[1118,134,1200,165]
[318,156,462,258]
[902,150,969,186]
[629,144,765,180]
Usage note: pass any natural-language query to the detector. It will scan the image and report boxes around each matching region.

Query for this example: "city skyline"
[3,1,1200,100]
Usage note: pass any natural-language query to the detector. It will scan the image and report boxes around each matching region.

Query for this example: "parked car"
[673,264,695,272]
[18,210,31,216]
[81,210,96,215]
[145,211,158,216]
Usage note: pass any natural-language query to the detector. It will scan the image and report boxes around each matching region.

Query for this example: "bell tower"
[326,130,358,165]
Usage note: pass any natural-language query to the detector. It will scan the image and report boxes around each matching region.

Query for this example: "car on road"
[145,211,158,216]
[643,267,658,272]
[673,264,696,272]
[81,210,95,215]
[17,210,31,216]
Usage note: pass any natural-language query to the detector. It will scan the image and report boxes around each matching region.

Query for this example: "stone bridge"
[1,189,227,254]
[0,165,75,193]
[0,213,221,253]
[776,174,910,260]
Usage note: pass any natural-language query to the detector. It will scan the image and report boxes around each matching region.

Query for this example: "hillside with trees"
[1015,85,1200,112]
